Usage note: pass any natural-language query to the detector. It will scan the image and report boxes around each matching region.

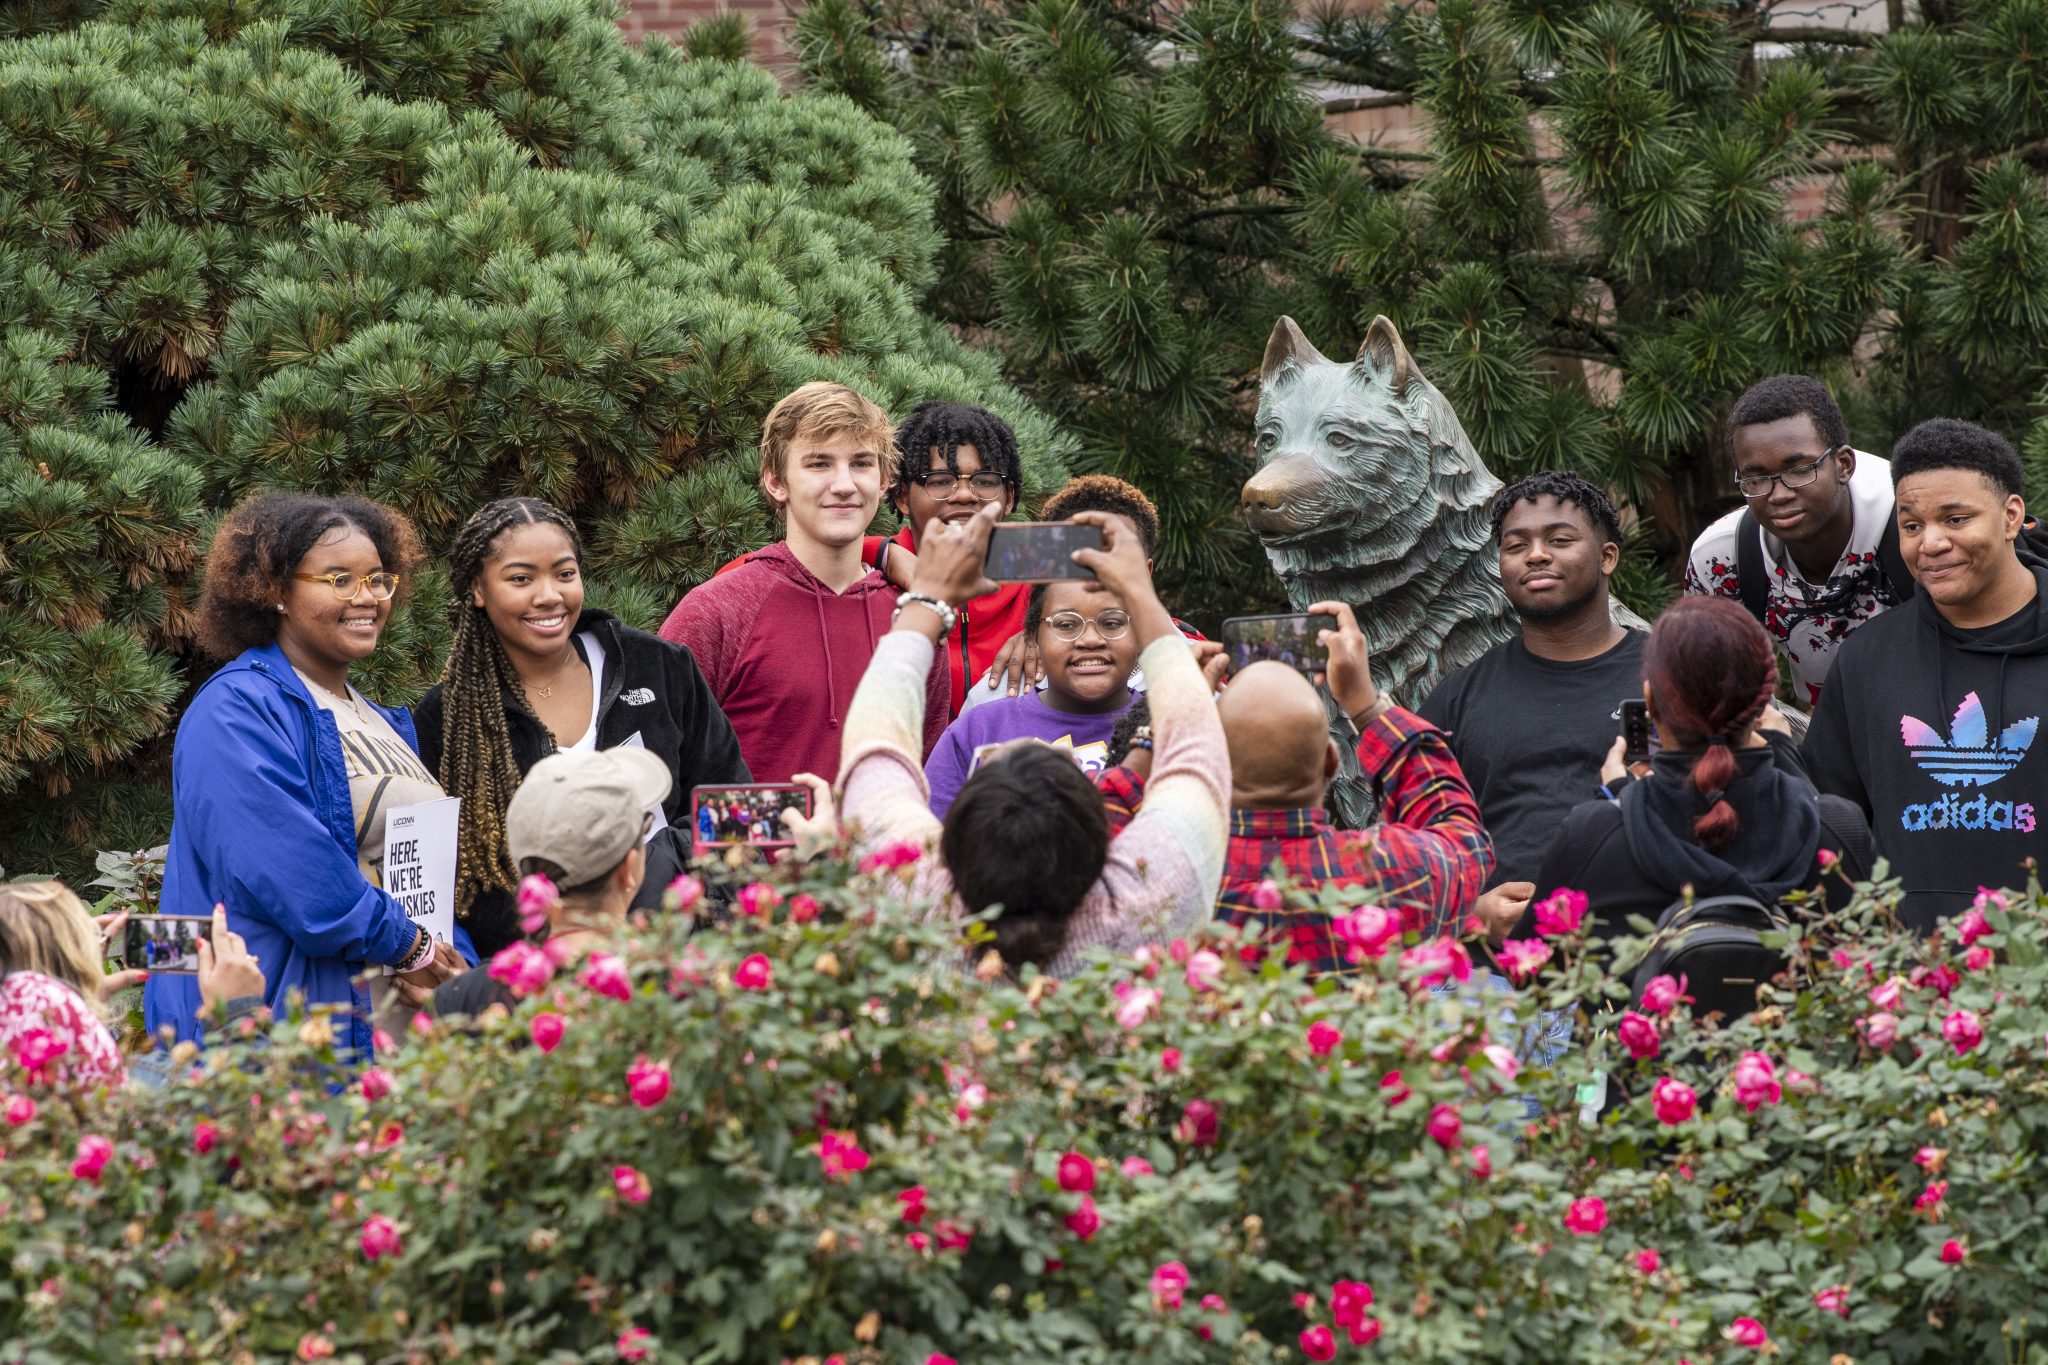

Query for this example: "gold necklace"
[528,653,584,701]
[309,675,369,723]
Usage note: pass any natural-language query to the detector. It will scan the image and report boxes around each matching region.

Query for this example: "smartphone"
[121,914,213,974]
[1220,612,1336,676]
[1620,699,1653,767]
[984,521,1102,583]
[691,783,814,852]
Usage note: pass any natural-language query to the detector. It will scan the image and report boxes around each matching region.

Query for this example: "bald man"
[1213,601,1492,977]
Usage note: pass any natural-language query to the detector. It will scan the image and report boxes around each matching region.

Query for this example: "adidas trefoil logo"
[1900,692,2038,789]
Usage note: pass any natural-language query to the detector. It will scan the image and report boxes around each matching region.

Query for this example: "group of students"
[1,370,2042,1088]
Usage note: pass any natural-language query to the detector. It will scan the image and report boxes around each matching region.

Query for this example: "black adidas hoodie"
[1803,559,2048,933]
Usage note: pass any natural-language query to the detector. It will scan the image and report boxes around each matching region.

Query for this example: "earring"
[276,604,285,613]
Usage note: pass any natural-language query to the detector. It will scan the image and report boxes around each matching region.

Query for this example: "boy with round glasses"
[1684,375,1903,704]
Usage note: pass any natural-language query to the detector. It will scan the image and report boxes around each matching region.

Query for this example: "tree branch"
[1752,25,1878,47]
[1320,91,1413,114]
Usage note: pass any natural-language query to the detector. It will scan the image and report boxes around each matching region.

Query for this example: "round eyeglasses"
[1044,611,1132,642]
[1734,449,1838,500]
[917,471,1008,498]
[294,571,400,602]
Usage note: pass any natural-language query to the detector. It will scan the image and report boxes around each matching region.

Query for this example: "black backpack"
[1630,893,1790,1022]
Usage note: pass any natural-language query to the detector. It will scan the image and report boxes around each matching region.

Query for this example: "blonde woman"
[1,883,265,1092]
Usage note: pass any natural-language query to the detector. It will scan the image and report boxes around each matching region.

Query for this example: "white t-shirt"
[565,632,605,753]
[1684,451,1904,705]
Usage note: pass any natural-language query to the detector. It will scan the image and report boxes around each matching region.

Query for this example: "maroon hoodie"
[659,542,949,784]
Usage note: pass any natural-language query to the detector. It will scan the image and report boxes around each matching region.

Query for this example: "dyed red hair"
[1642,598,1779,850]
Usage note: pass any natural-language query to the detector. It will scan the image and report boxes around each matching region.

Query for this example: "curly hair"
[889,399,1023,502]
[197,491,423,660]
[1726,374,1849,451]
[436,497,585,926]
[1891,417,2026,498]
[1042,474,1162,558]
[1488,471,1622,547]
[1643,598,1779,851]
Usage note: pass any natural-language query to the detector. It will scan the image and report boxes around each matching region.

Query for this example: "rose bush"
[1,858,2044,1361]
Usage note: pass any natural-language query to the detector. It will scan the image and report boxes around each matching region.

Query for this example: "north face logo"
[1901,692,2038,788]
[621,688,654,706]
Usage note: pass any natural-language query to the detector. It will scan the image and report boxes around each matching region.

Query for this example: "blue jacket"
[144,643,473,1058]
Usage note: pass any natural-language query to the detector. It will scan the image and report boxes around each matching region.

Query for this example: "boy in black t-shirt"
[1419,473,1647,935]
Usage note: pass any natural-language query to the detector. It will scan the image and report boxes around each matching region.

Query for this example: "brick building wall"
[618,0,794,62]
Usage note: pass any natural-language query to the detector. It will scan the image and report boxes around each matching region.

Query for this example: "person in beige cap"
[433,746,672,1017]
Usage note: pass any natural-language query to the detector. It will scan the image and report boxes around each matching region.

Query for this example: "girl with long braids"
[413,498,748,957]
[1529,597,1873,943]
[147,492,468,1057]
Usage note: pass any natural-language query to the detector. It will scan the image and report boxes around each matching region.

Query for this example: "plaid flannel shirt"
[1214,704,1493,977]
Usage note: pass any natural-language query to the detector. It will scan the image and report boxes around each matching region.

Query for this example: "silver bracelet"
[893,592,957,638]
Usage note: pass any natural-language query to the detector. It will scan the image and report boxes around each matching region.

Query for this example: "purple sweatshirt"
[923,690,1137,818]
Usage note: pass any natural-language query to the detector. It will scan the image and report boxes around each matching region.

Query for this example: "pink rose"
[906,1230,931,1251]
[1651,1077,1697,1125]
[1426,1101,1463,1151]
[627,1055,672,1109]
[1532,887,1588,938]
[191,1119,216,1154]
[1942,1008,1984,1056]
[1638,973,1684,1015]
[667,873,704,911]
[1306,1021,1343,1057]
[358,1068,394,1102]
[817,1130,869,1180]
[1482,1042,1520,1080]
[613,1165,651,1205]
[530,1011,565,1053]
[1497,938,1552,983]
[1957,904,1993,945]
[924,1356,956,1365]
[860,840,923,874]
[488,941,554,997]
[1564,1196,1607,1237]
[1175,1099,1219,1146]
[1121,1156,1155,1178]
[13,1028,69,1083]
[733,954,774,992]
[1150,1260,1190,1310]
[4,1094,36,1127]
[1617,1010,1661,1061]
[515,873,558,935]
[1253,879,1284,910]
[1813,1285,1849,1317]
[1470,1143,1492,1179]
[1940,1237,1967,1264]
[1724,1316,1768,1348]
[1200,1293,1228,1312]
[737,882,781,918]
[1635,1248,1660,1276]
[1915,1146,1943,1169]
[1965,945,1994,972]
[934,1219,973,1251]
[1064,1193,1101,1241]
[1058,1151,1095,1192]
[1185,950,1224,992]
[1915,1178,1948,1212]
[1160,1047,1182,1073]
[1869,975,1906,1010]
[616,1326,653,1361]
[898,1186,928,1223]
[1299,1325,1337,1361]
[578,952,632,1002]
[1347,1318,1383,1346]
[1116,986,1160,1030]
[1732,1051,1782,1112]
[789,894,820,924]
[1381,1070,1411,1106]
[70,1134,113,1182]
[1399,936,1472,990]
[1858,1011,1899,1051]
[1916,961,1962,998]
[359,1213,402,1261]
[1817,847,1838,869]
[1336,905,1400,961]
[1330,1279,1374,1329]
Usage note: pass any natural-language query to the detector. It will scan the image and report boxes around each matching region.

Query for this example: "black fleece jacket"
[413,609,749,956]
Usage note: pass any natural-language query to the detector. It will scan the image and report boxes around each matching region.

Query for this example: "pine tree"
[795,0,2048,618]
[0,0,1065,878]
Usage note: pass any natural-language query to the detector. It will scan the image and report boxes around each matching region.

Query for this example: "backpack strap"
[1875,511,1913,603]
[1734,508,1769,625]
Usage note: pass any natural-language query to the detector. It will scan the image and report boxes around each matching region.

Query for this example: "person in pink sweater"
[834,503,1230,977]
[659,382,948,783]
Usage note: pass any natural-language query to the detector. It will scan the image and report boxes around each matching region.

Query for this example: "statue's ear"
[1356,315,1416,397]
[1261,316,1329,385]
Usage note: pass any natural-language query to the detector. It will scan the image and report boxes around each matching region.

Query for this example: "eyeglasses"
[294,571,400,602]
[1735,449,1839,499]
[917,471,1008,498]
[1044,610,1131,642]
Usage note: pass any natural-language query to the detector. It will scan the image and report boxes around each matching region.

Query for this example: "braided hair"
[890,400,1023,503]
[1641,598,1779,851]
[438,497,585,921]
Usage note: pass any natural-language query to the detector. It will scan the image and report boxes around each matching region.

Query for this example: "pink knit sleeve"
[0,972,127,1091]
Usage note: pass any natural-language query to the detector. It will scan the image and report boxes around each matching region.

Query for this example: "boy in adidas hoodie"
[1804,419,2048,933]
[660,383,948,784]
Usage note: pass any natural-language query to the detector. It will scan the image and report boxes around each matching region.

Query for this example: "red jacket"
[718,527,1029,719]
[662,542,949,783]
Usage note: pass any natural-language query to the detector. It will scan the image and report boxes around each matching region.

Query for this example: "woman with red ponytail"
[1529,598,1872,944]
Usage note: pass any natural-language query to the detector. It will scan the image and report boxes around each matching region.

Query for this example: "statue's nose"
[1241,452,1316,516]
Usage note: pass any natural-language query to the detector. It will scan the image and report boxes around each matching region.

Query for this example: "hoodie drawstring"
[813,582,838,730]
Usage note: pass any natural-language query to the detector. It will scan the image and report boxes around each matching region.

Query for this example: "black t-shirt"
[1418,630,1648,887]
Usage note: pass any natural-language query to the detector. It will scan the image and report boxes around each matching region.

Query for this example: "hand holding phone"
[693,783,816,852]
[1221,612,1337,676]
[121,914,214,974]
[984,521,1103,583]
[1620,699,1654,768]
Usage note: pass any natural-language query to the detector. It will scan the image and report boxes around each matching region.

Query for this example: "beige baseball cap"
[505,747,673,888]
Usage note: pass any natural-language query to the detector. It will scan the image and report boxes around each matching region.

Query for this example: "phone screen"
[1220,613,1336,676]
[984,522,1102,583]
[691,784,814,851]
[122,914,213,974]
[1620,699,1653,767]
